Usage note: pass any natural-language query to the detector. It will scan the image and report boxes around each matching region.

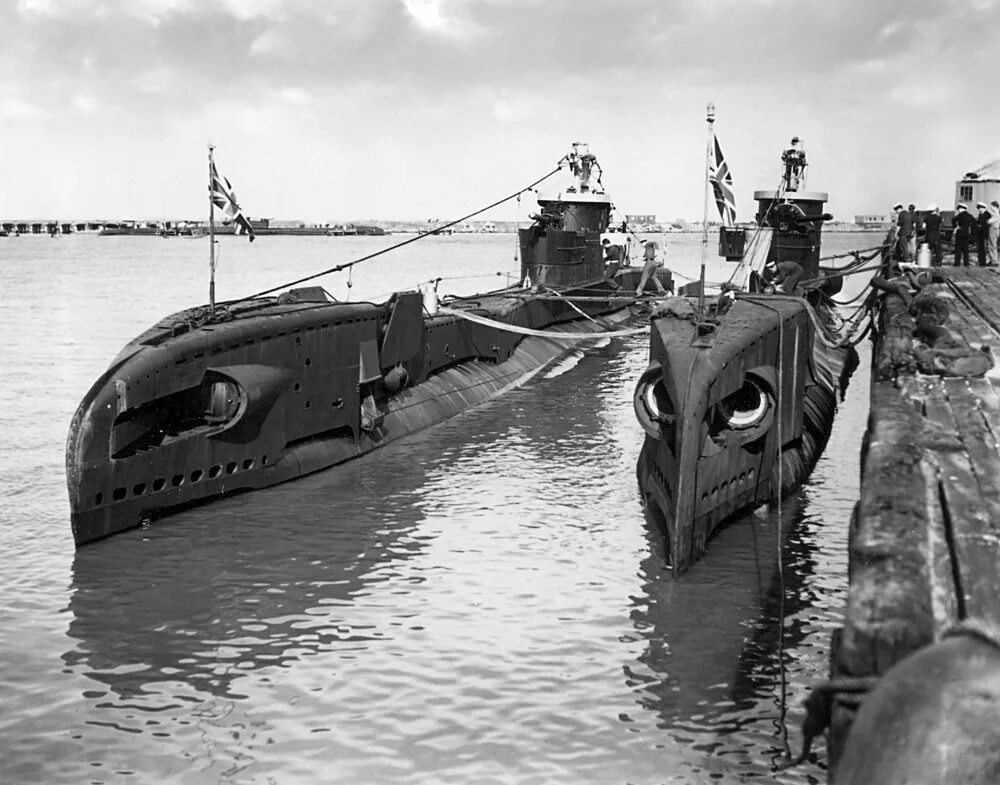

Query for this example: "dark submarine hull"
[66,142,672,546]
[634,295,856,574]
[67,268,666,547]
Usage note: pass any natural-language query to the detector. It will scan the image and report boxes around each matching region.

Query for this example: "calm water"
[0,231,874,784]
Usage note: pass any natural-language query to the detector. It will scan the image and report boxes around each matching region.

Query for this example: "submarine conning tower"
[518,142,613,287]
[753,137,829,281]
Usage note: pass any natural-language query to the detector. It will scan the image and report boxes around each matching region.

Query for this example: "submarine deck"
[829,266,1000,776]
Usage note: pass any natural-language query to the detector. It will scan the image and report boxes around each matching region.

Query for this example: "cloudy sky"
[3,0,999,223]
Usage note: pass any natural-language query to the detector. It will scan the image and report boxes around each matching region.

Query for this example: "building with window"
[956,166,1000,208]
[626,214,656,224]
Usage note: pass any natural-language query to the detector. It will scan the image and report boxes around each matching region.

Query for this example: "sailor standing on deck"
[602,237,625,264]
[923,204,943,267]
[953,203,975,267]
[907,204,918,260]
[636,240,667,296]
[986,199,1000,267]
[894,203,913,262]
[976,202,993,266]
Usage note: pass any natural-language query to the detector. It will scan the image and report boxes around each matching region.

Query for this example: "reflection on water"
[50,336,857,784]
[64,450,433,704]
[0,234,868,784]
[629,493,828,781]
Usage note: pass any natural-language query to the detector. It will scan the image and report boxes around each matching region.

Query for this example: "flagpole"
[208,143,216,317]
[698,102,715,319]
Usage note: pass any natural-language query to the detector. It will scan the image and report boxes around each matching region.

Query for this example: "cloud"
[889,79,950,109]
[249,29,285,56]
[72,92,98,113]
[2,0,1000,220]
[1,97,42,117]
[402,0,482,39]
[277,86,311,104]
[130,66,174,94]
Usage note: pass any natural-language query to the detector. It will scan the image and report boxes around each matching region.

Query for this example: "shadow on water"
[629,490,821,769]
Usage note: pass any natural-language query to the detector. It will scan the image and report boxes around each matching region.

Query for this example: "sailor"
[923,204,943,267]
[953,203,975,267]
[989,201,1000,267]
[992,200,1000,266]
[601,237,625,264]
[636,240,667,296]
[907,204,918,260]
[893,202,912,263]
[765,260,806,295]
[976,202,993,266]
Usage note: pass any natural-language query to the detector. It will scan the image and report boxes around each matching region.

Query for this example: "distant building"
[855,214,890,229]
[955,169,1000,208]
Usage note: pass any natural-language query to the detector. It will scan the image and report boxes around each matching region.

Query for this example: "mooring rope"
[768,301,792,768]
[540,285,606,326]
[737,291,875,350]
[436,306,647,339]
[778,618,1000,772]
[226,164,565,306]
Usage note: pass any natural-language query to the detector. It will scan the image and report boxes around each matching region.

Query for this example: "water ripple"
[0,234,869,784]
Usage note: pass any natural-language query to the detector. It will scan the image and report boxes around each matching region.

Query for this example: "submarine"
[633,133,861,574]
[66,143,672,546]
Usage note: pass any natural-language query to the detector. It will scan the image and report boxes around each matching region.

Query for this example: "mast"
[698,102,715,318]
[208,143,216,316]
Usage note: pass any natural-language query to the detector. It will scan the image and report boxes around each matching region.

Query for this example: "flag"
[709,135,736,227]
[210,161,255,241]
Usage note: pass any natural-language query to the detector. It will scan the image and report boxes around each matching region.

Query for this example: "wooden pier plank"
[836,378,953,678]
[924,378,1000,626]
[950,269,1000,338]
[830,268,1000,781]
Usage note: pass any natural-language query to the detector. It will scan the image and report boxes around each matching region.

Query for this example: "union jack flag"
[709,135,736,227]
[210,161,255,241]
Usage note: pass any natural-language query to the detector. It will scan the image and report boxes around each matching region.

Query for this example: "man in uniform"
[989,201,1000,267]
[636,240,667,296]
[923,204,943,267]
[602,237,625,264]
[894,202,913,262]
[976,202,992,266]
[953,203,975,267]
[907,204,918,260]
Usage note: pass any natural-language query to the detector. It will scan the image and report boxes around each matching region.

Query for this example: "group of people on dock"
[894,200,1000,267]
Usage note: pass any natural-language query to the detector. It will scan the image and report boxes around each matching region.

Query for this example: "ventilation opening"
[109,372,241,459]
